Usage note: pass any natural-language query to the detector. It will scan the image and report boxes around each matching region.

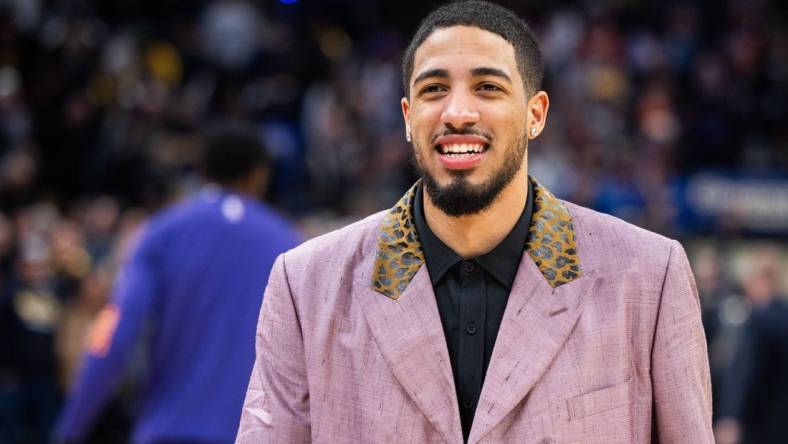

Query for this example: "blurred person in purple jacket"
[54,125,300,444]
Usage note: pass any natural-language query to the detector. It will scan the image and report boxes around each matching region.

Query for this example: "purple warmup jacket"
[56,187,300,444]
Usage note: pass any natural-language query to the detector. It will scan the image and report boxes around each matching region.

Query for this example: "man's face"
[402,25,531,216]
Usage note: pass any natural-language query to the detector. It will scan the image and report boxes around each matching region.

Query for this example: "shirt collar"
[371,176,582,300]
[476,181,533,289]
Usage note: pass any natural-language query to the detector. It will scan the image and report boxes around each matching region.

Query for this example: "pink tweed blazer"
[236,179,713,443]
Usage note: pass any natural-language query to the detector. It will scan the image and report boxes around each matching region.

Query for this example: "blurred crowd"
[1,196,142,442]
[0,0,786,442]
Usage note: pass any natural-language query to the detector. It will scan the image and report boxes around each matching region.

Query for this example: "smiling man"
[236,2,713,443]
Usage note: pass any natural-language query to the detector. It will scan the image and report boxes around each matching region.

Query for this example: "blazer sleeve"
[236,253,311,444]
[651,240,714,442]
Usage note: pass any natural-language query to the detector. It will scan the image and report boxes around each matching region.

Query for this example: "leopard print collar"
[371,176,582,299]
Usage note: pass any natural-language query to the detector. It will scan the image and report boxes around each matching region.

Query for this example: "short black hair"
[401,0,543,97]
[201,124,270,185]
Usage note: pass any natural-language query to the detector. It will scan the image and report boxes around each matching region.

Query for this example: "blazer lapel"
[355,265,463,444]
[467,258,595,444]
[360,180,462,442]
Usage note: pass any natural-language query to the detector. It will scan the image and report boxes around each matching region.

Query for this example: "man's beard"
[412,133,527,217]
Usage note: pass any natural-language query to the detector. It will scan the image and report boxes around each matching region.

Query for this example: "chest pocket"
[566,378,631,421]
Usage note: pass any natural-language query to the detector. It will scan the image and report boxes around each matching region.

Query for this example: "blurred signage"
[677,172,788,235]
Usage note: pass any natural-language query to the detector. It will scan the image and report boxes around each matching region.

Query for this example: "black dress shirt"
[413,182,534,441]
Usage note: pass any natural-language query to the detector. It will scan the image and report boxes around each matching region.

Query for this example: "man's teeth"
[439,144,486,155]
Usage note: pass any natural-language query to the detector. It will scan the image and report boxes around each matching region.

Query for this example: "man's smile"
[433,134,490,170]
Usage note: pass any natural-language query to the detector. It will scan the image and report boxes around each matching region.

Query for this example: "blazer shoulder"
[564,201,679,274]
[281,210,385,271]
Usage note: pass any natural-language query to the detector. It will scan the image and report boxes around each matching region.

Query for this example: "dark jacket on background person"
[720,298,788,444]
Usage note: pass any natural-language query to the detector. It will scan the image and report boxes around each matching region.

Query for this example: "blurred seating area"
[0,0,786,442]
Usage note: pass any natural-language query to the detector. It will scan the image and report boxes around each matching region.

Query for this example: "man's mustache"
[429,127,492,144]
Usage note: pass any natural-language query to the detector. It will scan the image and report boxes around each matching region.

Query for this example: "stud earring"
[530,127,538,137]
[406,130,412,142]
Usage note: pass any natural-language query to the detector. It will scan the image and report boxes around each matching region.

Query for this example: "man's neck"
[423,170,528,259]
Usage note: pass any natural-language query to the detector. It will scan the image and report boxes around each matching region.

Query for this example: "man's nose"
[440,91,480,129]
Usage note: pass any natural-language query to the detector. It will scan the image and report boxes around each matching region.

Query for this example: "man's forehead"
[412,25,518,80]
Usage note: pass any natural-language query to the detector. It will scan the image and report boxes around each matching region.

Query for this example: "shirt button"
[465,322,477,335]
[463,261,475,273]
[462,398,475,409]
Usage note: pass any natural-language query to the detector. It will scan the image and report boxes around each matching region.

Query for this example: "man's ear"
[527,91,549,139]
[401,97,412,141]
[401,97,411,125]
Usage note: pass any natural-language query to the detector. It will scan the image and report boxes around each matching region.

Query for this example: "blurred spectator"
[54,125,300,444]
[200,0,264,70]
[55,269,111,390]
[692,243,746,422]
[715,246,788,444]
[0,149,38,212]
[0,218,63,443]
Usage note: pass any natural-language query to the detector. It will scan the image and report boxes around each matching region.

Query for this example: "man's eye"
[421,84,446,94]
[478,83,502,92]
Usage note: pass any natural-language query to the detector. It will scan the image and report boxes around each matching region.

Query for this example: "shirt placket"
[457,259,486,419]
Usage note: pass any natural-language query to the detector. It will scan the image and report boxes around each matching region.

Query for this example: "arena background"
[0,0,786,442]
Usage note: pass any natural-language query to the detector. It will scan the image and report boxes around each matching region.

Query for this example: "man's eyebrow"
[413,68,449,85]
[471,67,512,83]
